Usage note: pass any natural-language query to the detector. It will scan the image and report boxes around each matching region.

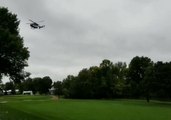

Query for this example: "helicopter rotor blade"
[29,19,35,23]
[37,20,44,23]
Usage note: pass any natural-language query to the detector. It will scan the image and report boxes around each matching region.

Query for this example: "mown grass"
[0,95,171,120]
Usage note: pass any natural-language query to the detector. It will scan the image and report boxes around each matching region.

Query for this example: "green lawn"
[0,95,171,120]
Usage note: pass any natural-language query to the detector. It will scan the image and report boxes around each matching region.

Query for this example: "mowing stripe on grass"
[1,96,171,120]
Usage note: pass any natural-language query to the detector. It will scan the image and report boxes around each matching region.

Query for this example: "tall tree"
[53,81,63,98]
[113,62,128,97]
[32,77,42,94]
[0,7,30,83]
[99,59,114,98]
[62,75,76,98]
[89,66,101,98]
[153,62,171,99]
[127,56,153,98]
[39,76,52,94]
[142,65,155,102]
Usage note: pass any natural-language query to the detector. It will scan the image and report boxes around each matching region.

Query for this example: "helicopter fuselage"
[28,20,45,29]
[30,23,39,29]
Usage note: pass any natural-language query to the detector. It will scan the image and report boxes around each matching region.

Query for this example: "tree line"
[54,56,171,102]
[1,76,52,95]
[1,56,171,102]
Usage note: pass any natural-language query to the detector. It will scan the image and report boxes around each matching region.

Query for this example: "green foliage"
[4,81,15,94]
[0,7,19,34]
[62,59,128,99]
[127,56,153,98]
[153,62,171,99]
[53,81,63,97]
[61,57,171,101]
[19,76,52,94]
[21,78,35,93]
[143,65,155,102]
[41,76,53,94]
[0,7,30,83]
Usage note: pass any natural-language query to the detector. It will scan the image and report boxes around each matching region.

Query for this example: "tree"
[76,68,94,98]
[0,7,30,83]
[61,60,128,99]
[153,62,171,99]
[113,62,128,97]
[4,81,15,94]
[0,82,5,93]
[127,56,153,98]
[32,77,42,94]
[22,78,36,94]
[98,59,114,98]
[33,76,52,94]
[62,75,76,98]
[142,65,155,102]
[88,66,101,98]
[53,81,63,98]
[41,76,52,94]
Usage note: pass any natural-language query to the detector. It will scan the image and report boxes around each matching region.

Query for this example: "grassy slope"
[0,96,171,120]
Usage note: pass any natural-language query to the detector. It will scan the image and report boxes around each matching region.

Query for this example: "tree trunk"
[146,93,150,103]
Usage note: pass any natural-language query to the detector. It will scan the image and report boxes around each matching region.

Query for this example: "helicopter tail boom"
[39,25,45,29]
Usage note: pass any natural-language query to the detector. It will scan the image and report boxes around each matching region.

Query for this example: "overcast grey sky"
[1,0,171,82]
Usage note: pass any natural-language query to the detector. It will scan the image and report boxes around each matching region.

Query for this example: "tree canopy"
[51,57,171,102]
[61,60,128,99]
[24,76,52,94]
[2,56,171,101]
[0,7,30,83]
[127,56,153,98]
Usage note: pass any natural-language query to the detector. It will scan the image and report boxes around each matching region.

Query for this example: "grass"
[0,95,171,120]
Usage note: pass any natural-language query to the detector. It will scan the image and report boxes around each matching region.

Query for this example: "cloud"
[1,0,171,82]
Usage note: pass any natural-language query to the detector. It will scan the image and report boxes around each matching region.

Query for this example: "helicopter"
[27,19,45,29]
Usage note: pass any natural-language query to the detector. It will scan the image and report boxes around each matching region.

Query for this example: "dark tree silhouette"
[53,81,63,98]
[127,56,153,98]
[0,7,30,83]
